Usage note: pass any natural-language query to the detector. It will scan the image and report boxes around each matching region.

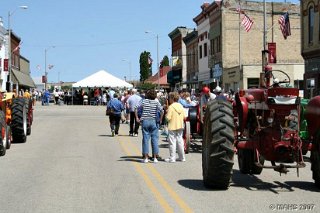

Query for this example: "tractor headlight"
[267,117,274,124]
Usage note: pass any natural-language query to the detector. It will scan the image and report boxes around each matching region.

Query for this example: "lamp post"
[7,5,28,92]
[122,59,131,81]
[145,31,160,89]
[44,46,55,90]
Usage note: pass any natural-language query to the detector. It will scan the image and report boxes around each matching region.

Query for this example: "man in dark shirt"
[107,93,124,136]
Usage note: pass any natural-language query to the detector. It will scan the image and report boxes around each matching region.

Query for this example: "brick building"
[301,0,320,98]
[183,29,199,89]
[168,27,193,88]
[193,1,304,91]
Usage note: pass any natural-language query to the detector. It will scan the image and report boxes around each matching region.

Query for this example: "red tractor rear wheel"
[11,98,27,143]
[202,100,234,189]
[311,132,320,188]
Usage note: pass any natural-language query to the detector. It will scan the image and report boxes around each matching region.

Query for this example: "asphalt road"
[0,103,319,213]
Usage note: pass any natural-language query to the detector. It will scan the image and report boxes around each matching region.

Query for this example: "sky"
[0,0,299,84]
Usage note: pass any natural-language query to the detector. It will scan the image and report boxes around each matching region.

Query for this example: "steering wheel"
[264,69,291,88]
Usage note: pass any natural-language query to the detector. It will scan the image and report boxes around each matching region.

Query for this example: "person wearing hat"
[200,86,216,107]
[213,86,227,101]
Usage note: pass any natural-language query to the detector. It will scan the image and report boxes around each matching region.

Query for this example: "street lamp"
[122,59,131,81]
[44,46,55,90]
[7,5,28,92]
[145,31,160,89]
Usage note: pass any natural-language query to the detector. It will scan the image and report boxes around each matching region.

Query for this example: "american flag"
[12,41,22,53]
[278,12,291,39]
[241,14,254,32]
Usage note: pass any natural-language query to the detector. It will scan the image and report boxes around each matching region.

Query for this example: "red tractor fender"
[234,93,249,135]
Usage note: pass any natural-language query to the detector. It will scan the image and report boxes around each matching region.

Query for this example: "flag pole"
[239,1,241,92]
[261,0,269,87]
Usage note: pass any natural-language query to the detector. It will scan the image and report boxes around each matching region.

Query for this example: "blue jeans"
[141,119,159,156]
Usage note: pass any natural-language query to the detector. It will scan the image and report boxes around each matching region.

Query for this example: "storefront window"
[308,5,314,44]
[247,78,259,89]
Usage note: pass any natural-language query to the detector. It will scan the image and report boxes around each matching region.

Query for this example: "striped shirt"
[135,99,162,121]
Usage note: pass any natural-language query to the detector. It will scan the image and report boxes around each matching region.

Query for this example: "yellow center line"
[129,141,194,213]
[116,132,194,213]
[118,137,174,213]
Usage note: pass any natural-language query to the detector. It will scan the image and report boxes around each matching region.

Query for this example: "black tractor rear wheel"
[11,98,27,143]
[311,133,320,188]
[6,126,11,149]
[25,98,33,135]
[202,100,235,189]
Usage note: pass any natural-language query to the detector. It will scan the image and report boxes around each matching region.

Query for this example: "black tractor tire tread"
[202,100,235,189]
[11,98,27,143]
[6,126,11,149]
[25,98,32,136]
[311,133,320,188]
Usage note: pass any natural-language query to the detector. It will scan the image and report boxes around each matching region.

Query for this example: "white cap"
[214,86,222,93]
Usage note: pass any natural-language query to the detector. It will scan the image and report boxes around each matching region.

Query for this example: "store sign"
[268,42,277,64]
[213,64,222,78]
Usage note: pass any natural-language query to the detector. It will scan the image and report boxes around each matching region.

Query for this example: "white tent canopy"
[72,70,133,88]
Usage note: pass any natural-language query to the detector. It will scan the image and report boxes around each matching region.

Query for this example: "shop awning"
[12,69,36,88]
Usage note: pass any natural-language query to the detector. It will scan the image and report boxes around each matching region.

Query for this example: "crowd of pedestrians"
[104,85,231,164]
[34,84,230,164]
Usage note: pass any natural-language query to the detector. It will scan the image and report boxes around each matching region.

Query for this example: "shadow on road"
[231,170,319,193]
[284,181,320,192]
[178,179,209,191]
[119,155,143,163]
[98,134,113,137]
[177,170,320,193]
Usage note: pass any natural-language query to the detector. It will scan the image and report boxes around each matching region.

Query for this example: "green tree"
[161,55,170,67]
[139,51,152,83]
[137,82,156,90]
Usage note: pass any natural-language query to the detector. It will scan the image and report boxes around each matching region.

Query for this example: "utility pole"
[44,46,55,90]
[7,6,28,92]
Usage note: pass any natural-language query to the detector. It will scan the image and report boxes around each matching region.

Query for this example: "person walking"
[23,89,31,99]
[135,89,163,163]
[165,91,186,163]
[107,93,124,137]
[127,89,142,136]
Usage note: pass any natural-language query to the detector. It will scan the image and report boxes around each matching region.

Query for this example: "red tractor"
[202,69,320,189]
[0,92,33,157]
[183,105,202,153]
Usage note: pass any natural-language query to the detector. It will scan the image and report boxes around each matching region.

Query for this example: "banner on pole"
[268,43,277,64]
[42,75,47,83]
[3,59,8,72]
